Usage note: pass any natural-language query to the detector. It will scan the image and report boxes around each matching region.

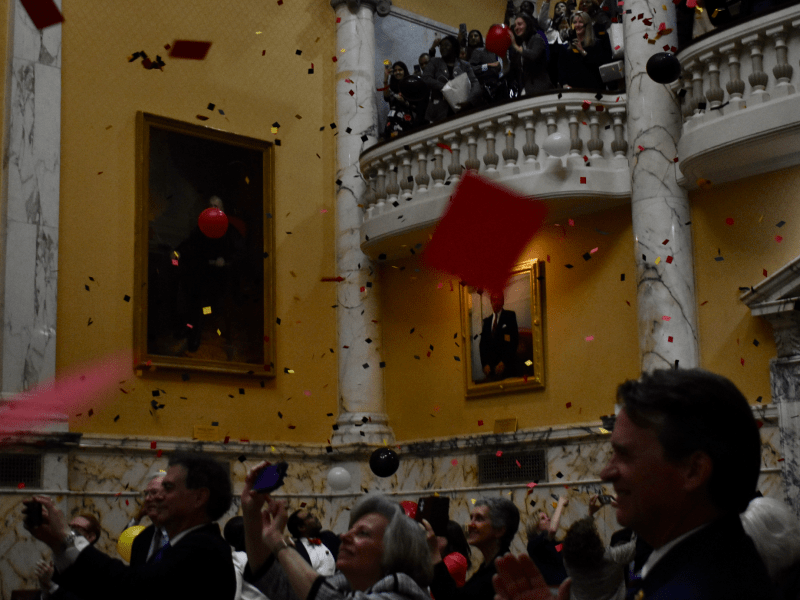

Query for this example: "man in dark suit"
[129,473,167,566]
[287,508,340,576]
[493,369,779,600]
[479,292,519,380]
[24,452,236,600]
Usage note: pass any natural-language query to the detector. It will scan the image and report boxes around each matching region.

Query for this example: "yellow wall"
[393,0,508,31]
[382,205,641,440]
[692,165,800,404]
[59,0,339,443]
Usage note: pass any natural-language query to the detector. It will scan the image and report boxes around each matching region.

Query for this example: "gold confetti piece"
[271,445,276,452]
[271,126,278,134]
[655,256,661,265]
[599,427,610,434]
[471,498,477,504]
[340,48,346,53]
[383,59,390,65]
[256,31,262,34]
[711,8,719,16]
[245,176,249,184]
[217,329,222,335]
[203,306,212,315]
[286,369,294,374]
[525,360,533,366]
[759,215,764,222]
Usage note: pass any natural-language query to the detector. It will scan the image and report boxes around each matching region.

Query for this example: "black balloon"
[646,52,681,84]
[369,448,400,477]
[399,75,428,102]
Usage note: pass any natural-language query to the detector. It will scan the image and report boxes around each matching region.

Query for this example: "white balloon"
[327,466,351,491]
[543,132,571,157]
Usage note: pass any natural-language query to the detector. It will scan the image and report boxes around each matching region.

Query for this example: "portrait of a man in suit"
[479,291,520,381]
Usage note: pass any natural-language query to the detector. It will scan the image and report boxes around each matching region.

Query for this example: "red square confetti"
[666,255,674,263]
[157,449,163,457]
[566,402,572,408]
[478,420,484,426]
[332,56,338,62]
[150,441,157,449]
[349,90,355,96]
[496,450,503,457]
[17,482,25,489]
[423,172,547,296]
[668,336,673,342]
[725,217,734,225]
[224,435,230,444]
[662,239,669,245]
[763,269,768,277]
[169,40,213,60]
[776,235,783,243]
[581,100,591,110]
[580,177,587,184]
[336,17,341,23]
[19,0,64,30]
[741,357,745,366]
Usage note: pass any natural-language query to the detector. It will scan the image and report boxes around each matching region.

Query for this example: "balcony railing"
[675,2,800,189]
[359,91,631,260]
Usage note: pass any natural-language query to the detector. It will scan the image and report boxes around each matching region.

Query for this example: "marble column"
[0,0,62,420]
[330,0,395,445]
[624,2,699,371]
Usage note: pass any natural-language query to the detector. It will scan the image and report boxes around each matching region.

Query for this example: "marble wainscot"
[0,410,782,597]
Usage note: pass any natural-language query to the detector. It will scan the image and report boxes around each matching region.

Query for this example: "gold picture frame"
[460,259,545,397]
[133,112,275,376]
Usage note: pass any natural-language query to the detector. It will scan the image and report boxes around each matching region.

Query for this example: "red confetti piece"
[700,300,709,306]
[451,459,458,465]
[666,256,674,263]
[725,217,734,225]
[555,543,563,552]
[496,450,503,457]
[566,402,572,408]
[668,336,673,342]
[150,441,157,449]
[17,482,25,489]
[516,460,522,467]
[527,482,537,488]
[546,255,550,263]
[580,177,587,184]
[169,40,212,60]
[336,17,341,23]
[348,89,354,96]
[19,0,64,29]
[436,142,453,153]
[756,419,763,428]
[638,145,645,152]
[776,236,783,243]
[278,0,283,4]
[360,286,365,292]
[673,157,679,162]
[662,315,671,320]
[478,420,484,426]
[332,56,338,62]
[423,172,547,296]
[741,358,745,366]
[125,499,129,505]
[224,436,230,444]
[763,269,768,277]
[581,100,591,110]
[662,239,669,245]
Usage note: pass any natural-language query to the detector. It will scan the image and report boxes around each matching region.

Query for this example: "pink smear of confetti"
[662,315,671,321]
[527,482,537,488]
[304,390,311,396]
[0,351,130,441]
[496,450,503,457]
[776,236,783,243]
[585,335,594,341]
[568,219,575,226]
[451,459,458,465]
[590,247,598,254]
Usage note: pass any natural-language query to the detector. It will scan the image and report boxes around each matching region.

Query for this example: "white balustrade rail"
[675,3,800,188]
[358,91,630,260]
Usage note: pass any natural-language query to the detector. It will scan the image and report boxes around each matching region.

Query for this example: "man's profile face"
[144,476,165,524]
[69,516,96,543]
[600,410,688,545]
[155,465,204,531]
[490,293,505,314]
[297,510,322,536]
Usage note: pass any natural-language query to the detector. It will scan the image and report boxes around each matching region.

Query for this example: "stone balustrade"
[675,2,800,189]
[359,91,630,260]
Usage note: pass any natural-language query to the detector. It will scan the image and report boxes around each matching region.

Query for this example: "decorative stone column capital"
[330,0,392,16]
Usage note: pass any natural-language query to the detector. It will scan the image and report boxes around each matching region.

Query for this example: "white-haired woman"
[741,497,800,600]
[241,462,432,600]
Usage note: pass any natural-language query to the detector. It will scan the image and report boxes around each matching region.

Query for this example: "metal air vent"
[0,453,43,488]
[478,449,547,484]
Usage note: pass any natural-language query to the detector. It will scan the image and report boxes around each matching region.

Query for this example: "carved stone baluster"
[398,149,414,199]
[767,25,795,97]
[497,116,519,172]
[608,106,628,159]
[430,140,447,187]
[375,163,387,211]
[720,42,746,112]
[517,109,539,164]
[541,107,558,136]
[566,105,583,157]
[699,51,724,113]
[743,34,770,104]
[479,121,499,174]
[688,61,705,119]
[444,132,463,185]
[461,126,481,172]
[385,158,400,204]
[678,70,694,121]
[587,111,603,158]
[363,168,377,217]
[411,143,430,192]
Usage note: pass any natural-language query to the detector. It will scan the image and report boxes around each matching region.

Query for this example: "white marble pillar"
[1,0,62,415]
[330,0,394,445]
[624,3,699,371]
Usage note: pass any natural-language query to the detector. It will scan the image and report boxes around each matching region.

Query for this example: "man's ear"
[683,450,713,493]
[194,487,210,511]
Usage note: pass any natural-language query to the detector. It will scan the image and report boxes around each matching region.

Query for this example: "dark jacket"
[506,34,553,95]
[421,57,481,123]
[479,310,519,379]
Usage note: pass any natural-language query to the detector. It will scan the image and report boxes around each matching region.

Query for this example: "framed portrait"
[460,259,545,397]
[133,112,275,376]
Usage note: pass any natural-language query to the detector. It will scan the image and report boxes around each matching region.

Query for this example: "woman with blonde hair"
[556,11,612,89]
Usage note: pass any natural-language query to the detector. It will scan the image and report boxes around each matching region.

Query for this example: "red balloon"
[485,24,512,56]
[198,207,229,239]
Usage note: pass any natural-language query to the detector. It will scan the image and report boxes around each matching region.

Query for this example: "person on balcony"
[505,13,554,97]
[556,11,612,90]
[539,1,573,45]
[382,61,416,140]
[465,30,503,104]
[421,35,481,124]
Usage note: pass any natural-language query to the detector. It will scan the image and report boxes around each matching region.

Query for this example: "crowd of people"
[17,368,800,600]
[381,0,621,140]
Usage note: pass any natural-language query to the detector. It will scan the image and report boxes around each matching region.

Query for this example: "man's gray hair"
[349,494,433,588]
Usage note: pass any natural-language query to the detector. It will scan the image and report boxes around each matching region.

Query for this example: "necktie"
[492,314,498,334]
[153,531,171,563]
